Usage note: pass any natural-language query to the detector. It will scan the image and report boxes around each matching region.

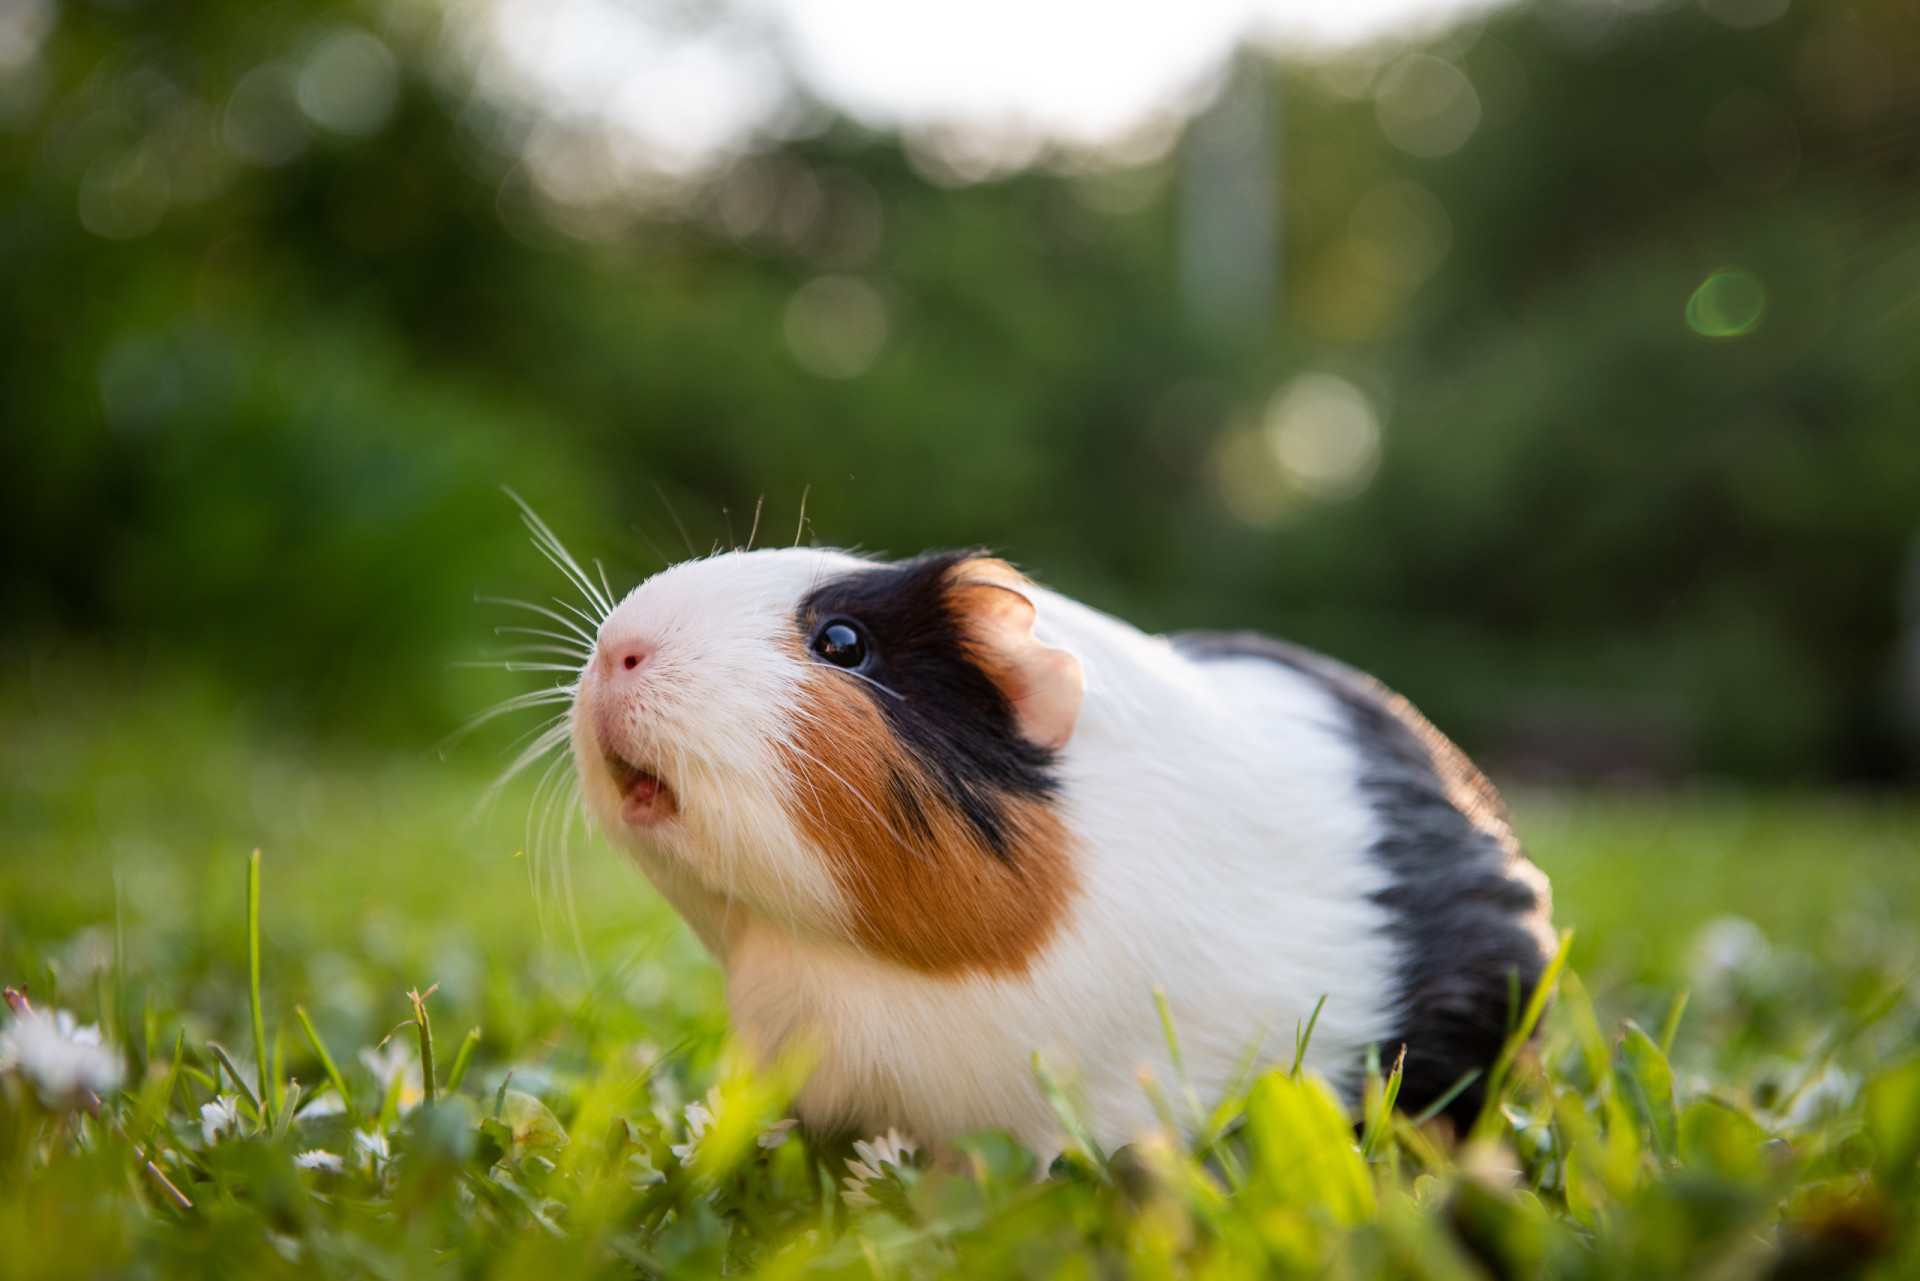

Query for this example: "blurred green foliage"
[3,0,1919,780]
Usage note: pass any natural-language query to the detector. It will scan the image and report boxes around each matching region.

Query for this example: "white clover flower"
[1784,1064,1860,1130]
[358,1042,422,1111]
[201,1094,242,1145]
[294,1149,346,1173]
[297,1089,347,1120]
[1691,916,1771,999]
[353,1127,390,1171]
[670,1098,715,1165]
[842,1128,919,1207]
[0,1007,124,1105]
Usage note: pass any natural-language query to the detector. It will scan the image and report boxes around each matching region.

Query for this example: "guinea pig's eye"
[811,618,871,670]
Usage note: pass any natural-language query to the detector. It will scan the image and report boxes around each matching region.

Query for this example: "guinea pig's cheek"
[780,671,1078,976]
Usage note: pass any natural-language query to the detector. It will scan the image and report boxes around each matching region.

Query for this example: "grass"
[2,671,1918,1279]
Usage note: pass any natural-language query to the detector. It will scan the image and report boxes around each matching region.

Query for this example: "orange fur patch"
[779,666,1077,977]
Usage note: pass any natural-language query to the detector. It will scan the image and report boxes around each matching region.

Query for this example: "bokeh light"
[1687,271,1767,338]
[784,275,890,378]
[1264,374,1382,498]
[1215,374,1384,527]
[1373,54,1480,157]
[1347,179,1452,285]
[297,29,401,138]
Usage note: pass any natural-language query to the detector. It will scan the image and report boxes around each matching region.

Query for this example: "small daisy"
[358,1043,422,1112]
[1784,1064,1860,1129]
[200,1093,243,1144]
[353,1127,390,1171]
[759,1118,799,1150]
[297,1089,347,1120]
[0,1007,124,1106]
[294,1149,346,1174]
[842,1128,918,1207]
[670,1098,715,1165]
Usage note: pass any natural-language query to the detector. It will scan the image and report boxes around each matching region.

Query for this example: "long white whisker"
[493,710,571,775]
[631,525,673,569]
[552,597,605,634]
[526,748,578,940]
[782,733,914,855]
[557,772,590,977]
[478,597,596,646]
[480,718,575,811]
[437,686,577,755]
[450,661,586,674]
[595,559,617,611]
[835,668,905,701]
[495,625,594,651]
[503,486,613,619]
[652,481,698,558]
[483,643,593,662]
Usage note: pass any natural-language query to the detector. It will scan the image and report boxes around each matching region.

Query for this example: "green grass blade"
[408,985,440,1108]
[1153,987,1205,1130]
[1409,1068,1482,1128]
[1658,988,1690,1058]
[247,849,273,1124]
[1472,928,1575,1141]
[207,1041,261,1120]
[294,1004,358,1121]
[445,1027,483,1095]
[1290,994,1328,1081]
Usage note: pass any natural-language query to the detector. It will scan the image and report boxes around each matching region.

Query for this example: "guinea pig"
[568,546,1554,1154]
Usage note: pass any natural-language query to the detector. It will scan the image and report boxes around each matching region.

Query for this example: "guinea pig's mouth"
[604,751,677,826]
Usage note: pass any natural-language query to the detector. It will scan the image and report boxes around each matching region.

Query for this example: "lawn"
[2,666,1917,1278]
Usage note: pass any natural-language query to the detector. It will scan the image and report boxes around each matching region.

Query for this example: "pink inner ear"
[955,583,1084,751]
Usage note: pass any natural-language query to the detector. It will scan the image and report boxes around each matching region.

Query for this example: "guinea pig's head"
[572,548,1086,975]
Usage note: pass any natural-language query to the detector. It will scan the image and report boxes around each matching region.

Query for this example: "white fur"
[576,549,1403,1153]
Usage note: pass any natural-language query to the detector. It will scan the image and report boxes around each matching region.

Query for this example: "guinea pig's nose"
[606,645,652,675]
[594,635,654,678]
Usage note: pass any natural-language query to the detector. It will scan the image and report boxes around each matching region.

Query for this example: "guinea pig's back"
[1025,594,1404,1107]
[1170,631,1556,1127]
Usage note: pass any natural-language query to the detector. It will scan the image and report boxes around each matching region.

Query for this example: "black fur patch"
[1172,631,1554,1130]
[798,553,1061,860]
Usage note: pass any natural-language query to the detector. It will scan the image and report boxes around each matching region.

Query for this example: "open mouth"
[604,751,677,825]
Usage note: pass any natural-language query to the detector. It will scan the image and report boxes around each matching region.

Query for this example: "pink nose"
[603,644,652,675]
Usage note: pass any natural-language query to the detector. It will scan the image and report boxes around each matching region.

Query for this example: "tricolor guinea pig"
[569,547,1554,1153]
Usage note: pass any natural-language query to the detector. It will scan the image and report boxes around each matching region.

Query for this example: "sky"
[464,0,1511,184]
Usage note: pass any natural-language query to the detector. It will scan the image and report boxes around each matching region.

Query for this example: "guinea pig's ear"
[947,560,1084,751]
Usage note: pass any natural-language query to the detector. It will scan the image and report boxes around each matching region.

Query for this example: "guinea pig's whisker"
[491,645,587,668]
[650,480,698,559]
[551,597,606,634]
[835,668,905,701]
[505,486,614,620]
[594,559,617,613]
[526,748,581,942]
[551,770,591,975]
[781,736,916,856]
[745,496,764,552]
[495,625,594,652]
[438,685,577,756]
[450,661,584,675]
[480,716,574,812]
[477,597,597,646]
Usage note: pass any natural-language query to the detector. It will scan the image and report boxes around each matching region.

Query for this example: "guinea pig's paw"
[946,562,1085,751]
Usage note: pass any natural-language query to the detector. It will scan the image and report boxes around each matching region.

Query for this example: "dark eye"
[811,618,870,669]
